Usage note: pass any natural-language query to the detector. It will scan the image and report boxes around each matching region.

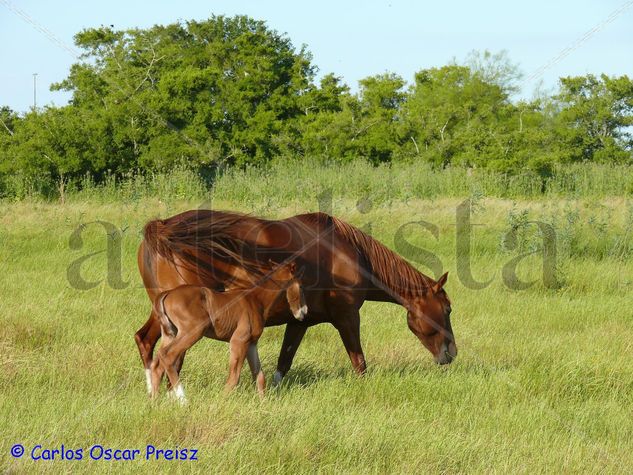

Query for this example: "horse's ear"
[433,272,448,293]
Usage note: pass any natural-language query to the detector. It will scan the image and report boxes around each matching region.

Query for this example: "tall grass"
[1,197,633,473]
[2,161,633,204]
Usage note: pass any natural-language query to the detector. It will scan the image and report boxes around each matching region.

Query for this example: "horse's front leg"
[333,310,366,375]
[273,322,308,386]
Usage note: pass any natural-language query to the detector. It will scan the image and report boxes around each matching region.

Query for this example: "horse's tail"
[141,210,266,282]
[153,292,177,337]
[143,218,169,258]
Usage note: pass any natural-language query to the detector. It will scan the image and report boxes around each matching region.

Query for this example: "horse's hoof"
[272,370,283,387]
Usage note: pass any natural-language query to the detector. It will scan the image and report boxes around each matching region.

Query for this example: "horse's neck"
[365,282,405,304]
[365,273,424,306]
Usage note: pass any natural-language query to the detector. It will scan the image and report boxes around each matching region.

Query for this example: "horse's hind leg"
[134,312,161,393]
[273,322,308,386]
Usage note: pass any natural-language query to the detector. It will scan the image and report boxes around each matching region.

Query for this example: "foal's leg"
[273,322,308,386]
[150,333,172,399]
[333,310,367,375]
[134,312,162,394]
[158,330,204,405]
[164,351,187,400]
[173,351,187,379]
[246,342,266,396]
[225,333,250,393]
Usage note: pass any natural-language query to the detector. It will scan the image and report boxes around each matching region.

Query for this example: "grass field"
[1,173,633,472]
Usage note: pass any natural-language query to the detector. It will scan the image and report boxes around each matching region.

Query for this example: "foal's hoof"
[167,393,187,406]
[167,385,188,406]
[144,369,153,395]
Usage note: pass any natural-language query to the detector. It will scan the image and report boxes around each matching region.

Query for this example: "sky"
[1,0,632,112]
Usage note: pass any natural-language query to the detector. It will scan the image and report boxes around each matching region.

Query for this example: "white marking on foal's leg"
[173,384,187,405]
[272,370,283,387]
[145,369,152,394]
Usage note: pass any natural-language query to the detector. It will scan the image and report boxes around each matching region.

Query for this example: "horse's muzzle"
[435,340,457,365]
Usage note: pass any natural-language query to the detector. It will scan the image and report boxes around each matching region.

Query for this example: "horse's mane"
[143,209,266,281]
[143,209,434,297]
[328,215,434,297]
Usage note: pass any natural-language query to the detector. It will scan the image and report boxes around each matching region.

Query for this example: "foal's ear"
[288,261,296,274]
[433,272,449,294]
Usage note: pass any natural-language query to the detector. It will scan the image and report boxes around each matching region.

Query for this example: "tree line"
[1,15,632,195]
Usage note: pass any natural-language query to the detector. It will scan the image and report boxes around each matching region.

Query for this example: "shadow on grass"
[144,353,518,400]
[279,362,350,388]
[274,358,495,388]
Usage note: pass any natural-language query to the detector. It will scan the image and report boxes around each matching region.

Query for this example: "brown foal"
[150,261,306,402]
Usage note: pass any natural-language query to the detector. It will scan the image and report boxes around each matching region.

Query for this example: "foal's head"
[405,272,457,365]
[268,260,307,321]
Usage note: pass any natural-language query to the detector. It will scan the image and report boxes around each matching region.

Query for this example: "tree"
[402,64,514,167]
[351,73,407,163]
[3,107,116,199]
[52,16,317,169]
[555,74,633,163]
[296,73,407,163]
[294,74,355,160]
[464,49,523,96]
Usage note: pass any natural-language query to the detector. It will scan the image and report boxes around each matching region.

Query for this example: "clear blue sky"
[1,0,632,112]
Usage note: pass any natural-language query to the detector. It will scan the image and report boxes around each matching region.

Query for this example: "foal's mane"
[328,215,434,297]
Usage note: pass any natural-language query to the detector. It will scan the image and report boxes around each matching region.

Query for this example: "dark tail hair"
[142,210,266,282]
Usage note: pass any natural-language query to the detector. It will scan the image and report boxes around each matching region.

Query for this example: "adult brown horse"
[135,210,456,392]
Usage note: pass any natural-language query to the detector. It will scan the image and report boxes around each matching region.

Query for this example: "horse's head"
[269,260,308,322]
[405,272,456,365]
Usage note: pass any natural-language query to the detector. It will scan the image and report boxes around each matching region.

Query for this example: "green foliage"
[50,16,317,170]
[0,15,632,196]
[555,74,633,163]
[402,64,515,166]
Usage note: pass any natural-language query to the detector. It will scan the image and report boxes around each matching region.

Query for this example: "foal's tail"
[153,292,178,338]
